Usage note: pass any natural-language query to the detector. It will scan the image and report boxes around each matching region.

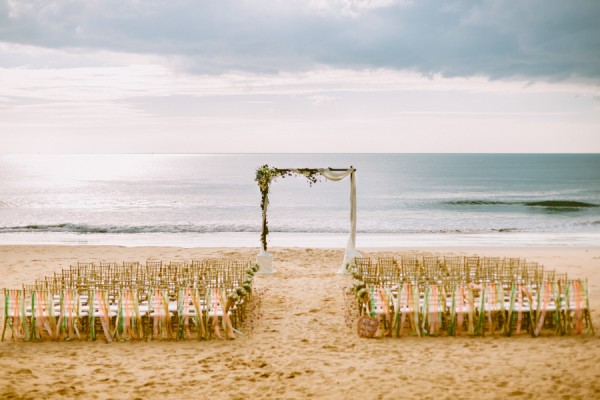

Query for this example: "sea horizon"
[1,153,599,248]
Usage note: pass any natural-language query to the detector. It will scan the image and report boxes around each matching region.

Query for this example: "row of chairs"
[352,256,594,337]
[35,260,252,293]
[355,256,560,286]
[2,260,260,342]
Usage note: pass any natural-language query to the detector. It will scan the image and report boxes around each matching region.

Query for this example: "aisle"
[254,249,349,343]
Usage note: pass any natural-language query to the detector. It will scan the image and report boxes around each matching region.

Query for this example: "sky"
[1,0,599,153]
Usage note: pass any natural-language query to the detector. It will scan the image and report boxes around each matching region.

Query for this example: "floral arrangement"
[227,263,260,307]
[255,164,322,251]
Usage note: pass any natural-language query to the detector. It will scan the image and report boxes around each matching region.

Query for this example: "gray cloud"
[1,0,599,80]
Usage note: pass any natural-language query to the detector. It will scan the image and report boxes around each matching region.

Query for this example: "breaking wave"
[444,200,598,209]
[0,223,260,234]
[522,201,598,208]
[444,200,510,206]
[0,223,524,235]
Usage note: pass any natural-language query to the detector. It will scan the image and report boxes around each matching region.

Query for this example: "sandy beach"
[1,245,600,400]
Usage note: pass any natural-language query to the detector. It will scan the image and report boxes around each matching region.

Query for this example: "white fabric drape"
[317,168,353,181]
[317,168,361,274]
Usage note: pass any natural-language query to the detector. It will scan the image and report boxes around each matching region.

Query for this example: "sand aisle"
[1,246,600,400]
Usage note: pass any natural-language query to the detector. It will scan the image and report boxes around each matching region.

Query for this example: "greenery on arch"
[255,164,322,251]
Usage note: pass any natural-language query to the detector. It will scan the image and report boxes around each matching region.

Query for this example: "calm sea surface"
[0,154,599,247]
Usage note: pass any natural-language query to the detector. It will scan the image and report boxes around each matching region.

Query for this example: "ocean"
[0,154,599,248]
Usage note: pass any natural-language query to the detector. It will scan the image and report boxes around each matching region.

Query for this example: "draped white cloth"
[317,168,361,274]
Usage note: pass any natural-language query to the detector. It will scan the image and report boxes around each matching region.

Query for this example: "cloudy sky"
[1,0,599,153]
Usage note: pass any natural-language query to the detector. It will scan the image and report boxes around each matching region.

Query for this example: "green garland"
[255,164,322,251]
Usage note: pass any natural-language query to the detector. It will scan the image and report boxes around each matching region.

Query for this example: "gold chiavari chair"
[352,254,591,338]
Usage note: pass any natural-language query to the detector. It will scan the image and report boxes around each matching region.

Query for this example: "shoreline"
[2,245,600,399]
[1,231,600,248]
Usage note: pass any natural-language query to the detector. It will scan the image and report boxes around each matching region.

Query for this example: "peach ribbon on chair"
[190,289,207,340]
[456,285,465,336]
[533,282,551,336]
[466,283,479,335]
[95,290,112,343]
[211,289,223,339]
[182,288,192,339]
[120,289,136,340]
[573,280,583,335]
[428,285,440,336]
[152,289,173,340]
[398,283,409,336]
[515,284,524,334]
[55,289,80,340]
[413,283,421,337]
[6,290,25,340]
[34,290,54,338]
[219,290,236,339]
[484,284,495,335]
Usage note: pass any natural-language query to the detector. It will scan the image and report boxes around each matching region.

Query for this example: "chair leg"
[585,309,595,335]
[142,315,149,341]
[1,317,8,342]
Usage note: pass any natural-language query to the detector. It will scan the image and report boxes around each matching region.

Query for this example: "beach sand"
[1,245,599,399]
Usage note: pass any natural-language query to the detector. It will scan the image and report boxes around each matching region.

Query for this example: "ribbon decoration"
[533,282,551,337]
[95,289,112,343]
[34,290,54,339]
[2,289,24,341]
[211,289,223,339]
[354,254,595,338]
[55,289,80,340]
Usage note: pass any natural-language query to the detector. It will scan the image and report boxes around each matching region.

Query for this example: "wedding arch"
[255,165,360,274]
